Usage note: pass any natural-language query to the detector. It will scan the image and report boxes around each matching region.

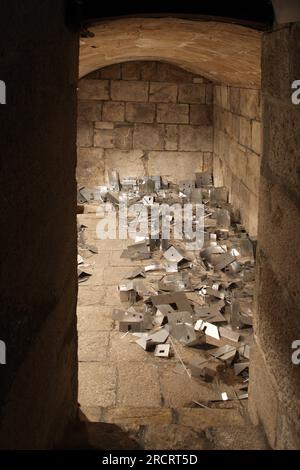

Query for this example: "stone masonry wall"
[77,61,213,186]
[249,23,300,449]
[213,85,262,238]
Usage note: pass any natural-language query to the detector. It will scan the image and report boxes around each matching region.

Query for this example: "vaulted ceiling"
[79,18,262,87]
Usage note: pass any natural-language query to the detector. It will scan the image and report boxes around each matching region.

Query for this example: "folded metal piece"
[125,268,146,279]
[219,326,240,343]
[154,344,170,357]
[194,319,220,340]
[171,322,201,346]
[209,345,237,365]
[151,292,193,314]
[189,361,217,382]
[168,310,194,328]
[107,169,120,192]
[234,362,249,376]
[179,180,195,196]
[214,252,237,271]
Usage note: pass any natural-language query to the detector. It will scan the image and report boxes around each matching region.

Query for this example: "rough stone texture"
[149,82,177,103]
[248,24,300,450]
[178,84,206,104]
[78,79,109,100]
[77,148,105,187]
[157,103,189,124]
[0,0,78,449]
[179,125,213,152]
[126,102,155,123]
[213,85,262,237]
[133,123,164,150]
[79,18,262,87]
[102,101,124,122]
[111,80,148,102]
[77,61,213,185]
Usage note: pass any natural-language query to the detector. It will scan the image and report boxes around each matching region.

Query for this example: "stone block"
[122,62,141,80]
[78,100,102,121]
[220,85,230,109]
[77,121,93,147]
[214,85,222,106]
[165,125,178,151]
[78,331,110,361]
[178,83,206,103]
[230,87,240,114]
[104,149,145,178]
[143,425,207,450]
[251,120,261,155]
[94,128,114,148]
[205,84,213,104]
[263,100,300,198]
[157,103,189,124]
[262,27,291,102]
[77,148,105,186]
[239,116,252,148]
[156,62,193,82]
[179,125,213,151]
[94,121,114,129]
[77,305,113,332]
[246,150,261,194]
[203,152,213,169]
[113,124,133,150]
[133,124,164,150]
[231,114,240,140]
[78,79,110,100]
[99,64,121,79]
[240,88,261,120]
[228,142,248,183]
[190,104,213,125]
[104,407,172,426]
[126,102,155,123]
[148,151,203,181]
[140,61,158,81]
[117,363,161,407]
[149,82,177,103]
[78,363,117,407]
[102,101,125,122]
[258,176,300,308]
[177,408,245,431]
[111,80,148,102]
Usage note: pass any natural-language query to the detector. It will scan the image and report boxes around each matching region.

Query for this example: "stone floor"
[77,206,269,450]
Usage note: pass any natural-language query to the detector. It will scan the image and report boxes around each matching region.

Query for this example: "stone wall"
[249,23,300,449]
[213,85,262,238]
[77,61,213,186]
[0,0,78,449]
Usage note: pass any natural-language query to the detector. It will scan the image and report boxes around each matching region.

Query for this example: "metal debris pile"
[78,170,255,404]
[77,223,98,283]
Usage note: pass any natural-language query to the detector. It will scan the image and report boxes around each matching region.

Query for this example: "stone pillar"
[249,23,300,449]
[0,1,79,448]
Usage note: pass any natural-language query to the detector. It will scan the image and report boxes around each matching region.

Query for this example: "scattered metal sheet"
[234,362,249,376]
[125,268,146,279]
[154,344,170,357]
[219,326,240,343]
[107,169,120,191]
[151,292,194,314]
[179,180,195,196]
[194,319,220,340]
[214,252,237,271]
